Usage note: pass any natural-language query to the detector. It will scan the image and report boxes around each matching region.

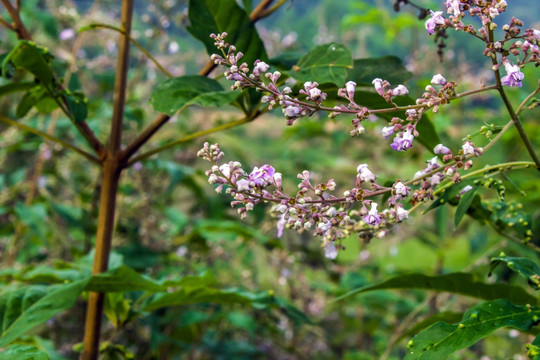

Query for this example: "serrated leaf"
[454,185,479,229]
[405,299,540,359]
[490,256,540,290]
[149,76,238,115]
[187,0,267,66]
[285,43,353,86]
[0,344,50,360]
[0,279,89,347]
[334,272,537,305]
[349,56,412,86]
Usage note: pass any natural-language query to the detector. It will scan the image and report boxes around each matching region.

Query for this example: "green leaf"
[454,185,479,229]
[2,41,54,85]
[424,180,477,213]
[0,81,37,97]
[142,287,253,312]
[405,299,540,359]
[149,75,238,115]
[86,266,165,293]
[187,0,267,66]
[334,272,537,305]
[398,311,464,343]
[0,344,50,360]
[527,334,540,359]
[490,255,540,290]
[64,92,88,122]
[285,43,353,86]
[0,279,89,347]
[15,85,58,118]
[348,56,412,86]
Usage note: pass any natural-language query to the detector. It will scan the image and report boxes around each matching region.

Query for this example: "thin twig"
[0,0,30,39]
[0,115,100,164]
[127,116,254,166]
[516,85,540,116]
[0,15,13,30]
[80,23,174,78]
[120,113,170,165]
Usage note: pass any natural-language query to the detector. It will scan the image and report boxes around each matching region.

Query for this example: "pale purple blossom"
[357,164,377,182]
[390,129,414,151]
[445,0,461,15]
[237,179,250,192]
[253,60,270,77]
[362,203,381,226]
[426,11,445,35]
[372,78,384,96]
[390,84,409,96]
[431,74,447,85]
[462,141,475,155]
[393,181,410,197]
[249,165,275,186]
[396,207,409,222]
[345,81,356,98]
[59,28,75,40]
[277,214,286,238]
[284,105,302,118]
[324,242,338,259]
[382,126,395,140]
[459,185,473,195]
[501,61,524,87]
[434,143,451,155]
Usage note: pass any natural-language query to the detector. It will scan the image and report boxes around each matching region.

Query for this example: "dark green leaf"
[64,92,88,122]
[349,56,412,86]
[285,43,353,86]
[0,279,89,347]
[398,311,464,342]
[0,81,37,97]
[2,41,54,85]
[0,344,50,360]
[405,300,540,359]
[490,255,540,290]
[424,180,477,213]
[454,185,479,229]
[334,272,537,305]
[150,75,238,115]
[187,0,267,66]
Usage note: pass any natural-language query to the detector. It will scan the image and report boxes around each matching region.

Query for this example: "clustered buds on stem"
[198,139,482,259]
[199,1,537,259]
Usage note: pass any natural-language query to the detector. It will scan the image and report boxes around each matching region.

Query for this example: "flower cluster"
[198,139,481,259]
[425,1,539,87]
[209,32,468,155]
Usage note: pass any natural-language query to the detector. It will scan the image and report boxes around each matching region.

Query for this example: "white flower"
[462,141,475,155]
[391,84,409,96]
[237,179,250,192]
[219,164,231,178]
[396,207,408,222]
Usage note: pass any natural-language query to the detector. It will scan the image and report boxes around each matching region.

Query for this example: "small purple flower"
[357,164,377,182]
[277,214,286,238]
[249,165,275,186]
[59,28,75,40]
[459,185,473,195]
[237,179,250,192]
[372,78,384,96]
[324,242,338,259]
[393,181,410,197]
[434,143,451,155]
[346,81,357,98]
[426,11,445,35]
[431,74,447,85]
[501,61,524,87]
[362,203,381,226]
[382,126,396,140]
[462,141,475,155]
[445,0,461,15]
[284,105,301,118]
[390,130,414,151]
[253,60,270,77]
[396,207,408,222]
[390,84,409,96]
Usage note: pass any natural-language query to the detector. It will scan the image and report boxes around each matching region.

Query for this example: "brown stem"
[0,0,30,39]
[120,113,170,164]
[81,0,133,358]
